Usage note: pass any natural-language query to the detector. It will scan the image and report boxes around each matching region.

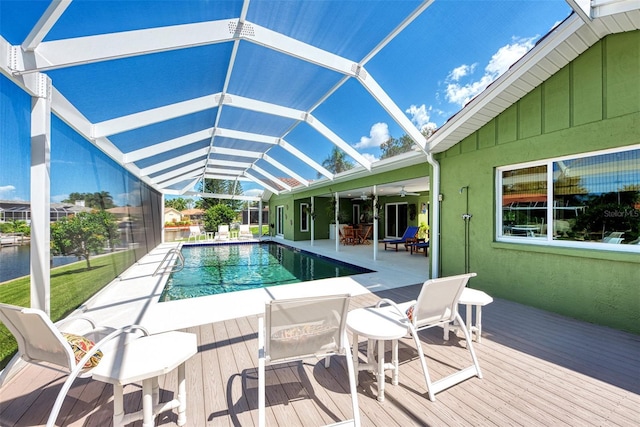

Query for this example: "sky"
[0,0,573,204]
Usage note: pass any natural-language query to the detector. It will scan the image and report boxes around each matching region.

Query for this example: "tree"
[379,128,435,160]
[203,204,237,232]
[51,211,118,269]
[320,147,354,177]
[197,179,243,211]
[380,134,415,159]
[62,192,115,210]
[165,197,188,211]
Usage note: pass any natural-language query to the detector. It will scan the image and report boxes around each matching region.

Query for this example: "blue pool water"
[159,242,374,301]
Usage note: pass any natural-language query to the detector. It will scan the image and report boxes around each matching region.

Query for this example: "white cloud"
[0,185,16,199]
[445,36,537,107]
[361,152,378,163]
[448,63,477,82]
[405,104,438,133]
[354,122,390,149]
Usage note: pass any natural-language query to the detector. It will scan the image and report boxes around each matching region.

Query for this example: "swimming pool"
[159,242,374,301]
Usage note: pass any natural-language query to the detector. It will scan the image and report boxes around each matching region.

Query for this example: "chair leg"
[455,312,482,379]
[258,317,266,427]
[408,325,435,402]
[342,331,361,426]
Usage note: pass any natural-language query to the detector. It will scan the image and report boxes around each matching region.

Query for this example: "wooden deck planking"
[1,284,639,427]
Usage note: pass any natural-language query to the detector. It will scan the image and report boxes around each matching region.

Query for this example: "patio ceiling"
[1,1,638,202]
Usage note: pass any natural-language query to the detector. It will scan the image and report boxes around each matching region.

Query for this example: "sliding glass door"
[385,203,408,238]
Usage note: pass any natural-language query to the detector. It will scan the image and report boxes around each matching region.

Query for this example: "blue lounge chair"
[409,240,430,256]
[382,225,419,251]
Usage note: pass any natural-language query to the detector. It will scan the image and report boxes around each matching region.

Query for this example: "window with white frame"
[497,146,640,251]
[300,203,309,232]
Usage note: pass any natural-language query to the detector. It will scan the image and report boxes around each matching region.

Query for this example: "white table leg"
[177,362,187,426]
[466,304,473,341]
[476,305,483,343]
[113,384,125,426]
[391,339,399,386]
[377,339,385,402]
[142,378,154,427]
[351,332,360,385]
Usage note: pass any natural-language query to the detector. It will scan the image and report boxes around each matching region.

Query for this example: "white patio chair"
[215,224,230,241]
[258,294,360,427]
[0,303,148,427]
[375,273,482,401]
[187,225,205,242]
[238,224,253,239]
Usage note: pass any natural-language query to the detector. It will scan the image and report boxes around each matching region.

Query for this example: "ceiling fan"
[351,192,372,201]
[399,186,420,197]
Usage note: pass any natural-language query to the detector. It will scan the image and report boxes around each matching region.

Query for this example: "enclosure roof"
[1,1,638,201]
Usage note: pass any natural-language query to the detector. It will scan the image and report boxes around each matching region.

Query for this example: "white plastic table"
[346,307,408,402]
[91,331,198,427]
[444,287,493,343]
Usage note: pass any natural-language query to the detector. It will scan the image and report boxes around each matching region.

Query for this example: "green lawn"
[0,250,136,369]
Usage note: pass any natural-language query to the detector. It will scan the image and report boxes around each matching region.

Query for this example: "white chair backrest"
[413,273,477,327]
[0,303,75,371]
[264,294,350,363]
[218,224,229,234]
[189,225,201,234]
[239,224,250,232]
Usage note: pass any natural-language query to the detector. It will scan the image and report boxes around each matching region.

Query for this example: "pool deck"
[2,237,640,426]
[61,237,430,335]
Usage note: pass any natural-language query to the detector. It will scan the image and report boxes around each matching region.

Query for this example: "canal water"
[0,245,81,283]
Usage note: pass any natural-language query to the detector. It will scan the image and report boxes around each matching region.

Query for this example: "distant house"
[181,208,204,224]
[164,208,182,224]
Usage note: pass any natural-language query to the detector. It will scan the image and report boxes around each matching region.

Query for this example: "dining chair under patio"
[257,294,360,427]
[374,273,482,401]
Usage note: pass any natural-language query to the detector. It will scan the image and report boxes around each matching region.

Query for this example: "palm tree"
[320,147,354,177]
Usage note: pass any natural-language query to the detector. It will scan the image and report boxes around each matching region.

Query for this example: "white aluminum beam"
[244,170,281,195]
[306,115,372,170]
[13,19,235,73]
[183,190,261,202]
[356,69,427,150]
[207,159,252,169]
[124,128,213,163]
[222,93,306,121]
[247,21,356,75]
[250,165,292,191]
[178,178,201,195]
[151,159,207,184]
[279,139,333,179]
[210,146,263,159]
[22,0,71,51]
[361,0,434,65]
[204,174,252,181]
[30,73,52,314]
[139,146,210,176]
[262,154,309,187]
[213,127,279,145]
[156,172,201,189]
[205,167,244,175]
[93,94,219,138]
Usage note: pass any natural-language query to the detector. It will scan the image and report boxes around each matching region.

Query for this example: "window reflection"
[499,148,640,247]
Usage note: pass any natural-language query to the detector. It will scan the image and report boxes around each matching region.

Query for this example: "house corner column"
[29,73,52,314]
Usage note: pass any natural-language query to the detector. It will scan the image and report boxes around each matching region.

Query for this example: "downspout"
[425,153,440,279]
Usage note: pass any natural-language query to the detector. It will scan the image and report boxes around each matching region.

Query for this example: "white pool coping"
[68,238,430,334]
